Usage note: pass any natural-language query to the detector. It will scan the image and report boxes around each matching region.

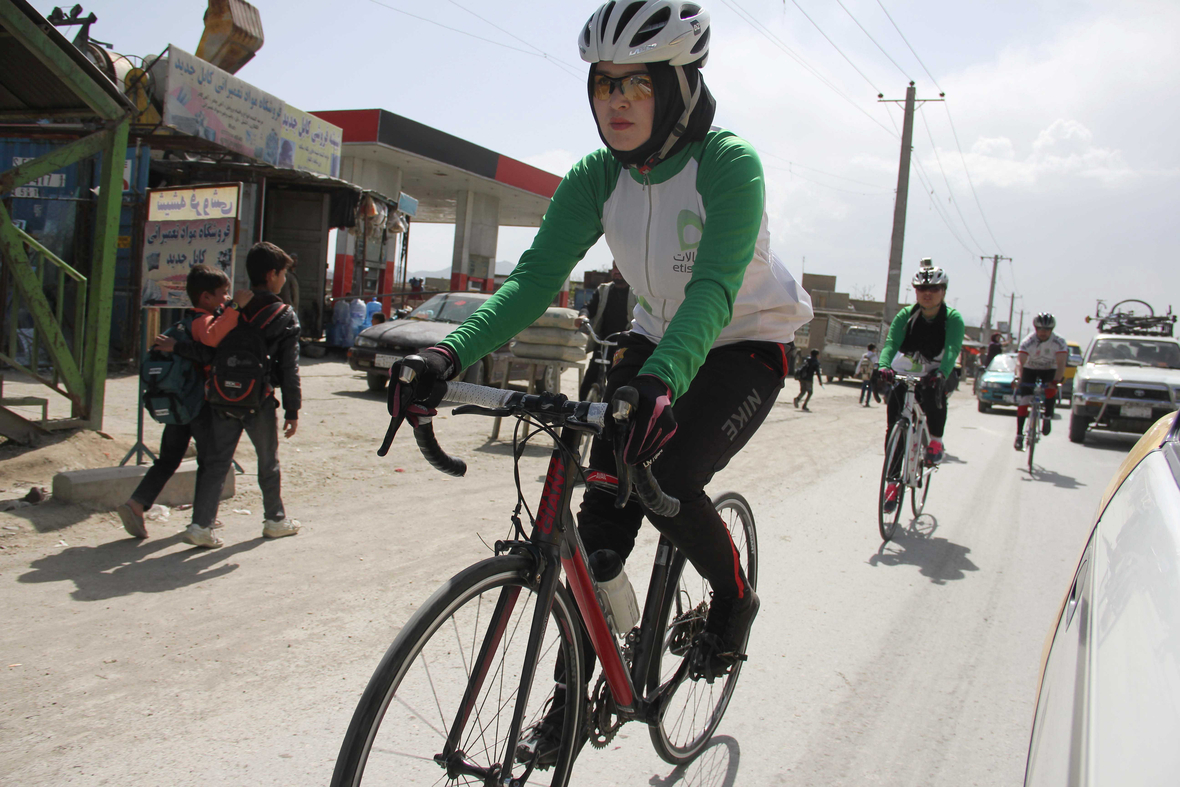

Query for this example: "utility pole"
[1017,309,1025,341]
[880,83,943,326]
[980,254,1012,334]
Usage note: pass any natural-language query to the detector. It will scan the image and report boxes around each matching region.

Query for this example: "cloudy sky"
[80,0,1178,340]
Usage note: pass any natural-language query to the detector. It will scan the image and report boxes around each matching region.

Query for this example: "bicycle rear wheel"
[910,457,932,517]
[647,491,758,765]
[879,421,907,541]
[331,555,585,787]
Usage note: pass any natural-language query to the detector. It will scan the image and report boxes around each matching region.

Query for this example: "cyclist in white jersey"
[1013,312,1067,450]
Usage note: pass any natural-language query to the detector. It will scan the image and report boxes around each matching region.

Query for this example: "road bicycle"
[575,322,622,464]
[331,370,758,786]
[878,374,939,542]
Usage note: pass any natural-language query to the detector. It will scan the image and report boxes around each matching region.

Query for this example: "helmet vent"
[614,2,647,45]
[582,22,592,48]
[690,26,710,54]
[600,1,617,43]
[630,7,671,47]
[681,3,702,18]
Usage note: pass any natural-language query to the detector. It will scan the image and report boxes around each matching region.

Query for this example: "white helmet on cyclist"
[912,259,949,288]
[580,1,716,171]
[579,1,711,66]
[1033,312,1056,330]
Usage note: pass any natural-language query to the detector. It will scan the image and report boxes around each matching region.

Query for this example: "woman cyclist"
[385,0,812,759]
[877,260,965,513]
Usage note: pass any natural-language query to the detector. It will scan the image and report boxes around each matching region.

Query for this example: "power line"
[875,0,942,91]
[942,103,1005,254]
[918,104,985,254]
[788,0,879,94]
[834,0,911,82]
[444,0,585,80]
[718,0,896,138]
[764,163,894,195]
[757,149,893,189]
[364,0,581,79]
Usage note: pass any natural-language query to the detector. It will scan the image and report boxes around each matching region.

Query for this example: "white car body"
[1069,333,1180,443]
[1026,412,1180,785]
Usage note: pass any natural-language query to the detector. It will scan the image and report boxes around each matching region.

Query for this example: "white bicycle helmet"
[912,258,949,288]
[1033,312,1056,330]
[579,1,711,67]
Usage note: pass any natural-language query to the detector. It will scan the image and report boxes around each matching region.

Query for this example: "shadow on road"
[17,533,264,600]
[1023,467,1087,489]
[1076,432,1140,453]
[649,735,740,787]
[868,516,980,585]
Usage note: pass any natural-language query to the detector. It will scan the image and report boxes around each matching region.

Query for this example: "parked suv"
[1069,308,1180,443]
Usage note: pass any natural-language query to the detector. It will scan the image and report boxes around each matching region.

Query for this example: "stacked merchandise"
[511,307,585,363]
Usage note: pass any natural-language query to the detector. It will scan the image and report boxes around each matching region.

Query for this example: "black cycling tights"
[578,332,786,602]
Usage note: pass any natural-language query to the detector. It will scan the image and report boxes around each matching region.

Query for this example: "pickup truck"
[819,318,883,382]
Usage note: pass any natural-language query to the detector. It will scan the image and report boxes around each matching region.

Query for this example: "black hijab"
[587,60,716,170]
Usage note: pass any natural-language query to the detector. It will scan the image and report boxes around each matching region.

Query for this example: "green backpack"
[140,316,205,425]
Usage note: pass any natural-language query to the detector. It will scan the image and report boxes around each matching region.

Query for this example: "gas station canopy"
[311,109,560,227]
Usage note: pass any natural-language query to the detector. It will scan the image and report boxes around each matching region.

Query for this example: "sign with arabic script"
[142,184,241,309]
[148,185,239,222]
[163,45,284,165]
[280,105,342,178]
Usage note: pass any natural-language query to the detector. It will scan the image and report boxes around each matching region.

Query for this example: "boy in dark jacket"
[184,242,303,547]
[117,265,250,538]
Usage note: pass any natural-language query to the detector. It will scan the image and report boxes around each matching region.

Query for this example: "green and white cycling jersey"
[439,129,814,399]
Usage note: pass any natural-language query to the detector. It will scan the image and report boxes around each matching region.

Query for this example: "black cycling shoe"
[1014,434,1024,451]
[688,590,760,684]
[1042,418,1052,436]
[515,694,566,769]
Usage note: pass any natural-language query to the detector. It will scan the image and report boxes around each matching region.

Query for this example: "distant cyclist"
[383,0,813,763]
[877,260,965,512]
[1012,313,1067,450]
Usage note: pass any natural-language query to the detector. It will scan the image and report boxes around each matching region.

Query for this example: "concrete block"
[52,461,235,510]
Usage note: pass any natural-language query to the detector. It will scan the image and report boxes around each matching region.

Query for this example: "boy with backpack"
[117,265,249,539]
[183,241,303,548]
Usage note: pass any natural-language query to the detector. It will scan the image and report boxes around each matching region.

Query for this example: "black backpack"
[141,316,205,425]
[205,302,289,419]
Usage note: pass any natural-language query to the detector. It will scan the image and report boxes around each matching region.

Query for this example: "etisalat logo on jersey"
[671,210,703,274]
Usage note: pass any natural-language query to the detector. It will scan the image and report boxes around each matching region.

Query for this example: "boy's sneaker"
[263,517,300,539]
[117,503,147,539]
[1042,418,1052,436]
[688,590,760,684]
[883,482,900,513]
[925,440,944,466]
[182,524,224,548]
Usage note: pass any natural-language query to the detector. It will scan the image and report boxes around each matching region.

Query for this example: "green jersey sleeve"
[878,306,912,369]
[437,151,619,372]
[940,308,966,377]
[638,132,766,398]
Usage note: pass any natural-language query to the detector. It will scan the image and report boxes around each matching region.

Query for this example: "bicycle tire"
[331,555,585,787]
[647,491,758,765]
[879,421,907,541]
[1027,401,1038,473]
[910,457,931,517]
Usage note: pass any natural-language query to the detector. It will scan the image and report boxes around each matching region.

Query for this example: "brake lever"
[611,387,639,510]
[452,404,513,418]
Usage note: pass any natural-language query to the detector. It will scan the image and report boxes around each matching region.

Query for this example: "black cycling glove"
[617,374,677,466]
[379,346,458,456]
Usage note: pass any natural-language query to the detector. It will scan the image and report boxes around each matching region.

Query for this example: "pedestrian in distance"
[183,241,303,548]
[857,343,878,406]
[117,265,253,539]
[577,261,637,400]
[793,349,824,411]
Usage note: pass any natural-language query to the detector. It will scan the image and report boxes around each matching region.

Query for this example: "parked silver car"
[1025,410,1180,785]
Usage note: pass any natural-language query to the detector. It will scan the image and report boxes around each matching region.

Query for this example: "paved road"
[0,369,1137,785]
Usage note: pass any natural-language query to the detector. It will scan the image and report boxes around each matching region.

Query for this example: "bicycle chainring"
[588,675,622,749]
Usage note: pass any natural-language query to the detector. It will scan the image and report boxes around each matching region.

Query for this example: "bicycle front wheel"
[1027,403,1038,472]
[647,491,759,765]
[879,421,907,541]
[331,555,585,787]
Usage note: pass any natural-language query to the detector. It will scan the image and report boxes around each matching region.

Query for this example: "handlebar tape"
[413,420,467,477]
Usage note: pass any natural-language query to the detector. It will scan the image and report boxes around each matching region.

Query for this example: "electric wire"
[875,0,942,91]
[788,0,880,94]
[757,149,894,189]
[719,0,897,138]
[444,0,585,80]
[943,103,1006,254]
[364,0,581,79]
[764,164,894,195]
[834,0,911,82]
[919,105,986,254]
